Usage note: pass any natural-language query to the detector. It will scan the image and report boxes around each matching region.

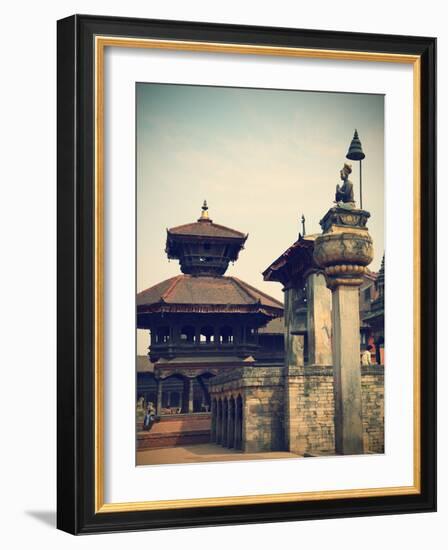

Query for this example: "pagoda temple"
[136,202,283,438]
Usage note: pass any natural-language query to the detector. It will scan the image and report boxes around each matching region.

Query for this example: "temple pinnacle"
[199,200,210,221]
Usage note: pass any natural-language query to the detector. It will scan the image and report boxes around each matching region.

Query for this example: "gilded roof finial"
[199,200,210,222]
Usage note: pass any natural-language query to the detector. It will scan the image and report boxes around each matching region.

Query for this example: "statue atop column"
[335,163,355,207]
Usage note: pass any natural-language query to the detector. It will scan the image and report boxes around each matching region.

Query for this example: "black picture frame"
[57,14,436,535]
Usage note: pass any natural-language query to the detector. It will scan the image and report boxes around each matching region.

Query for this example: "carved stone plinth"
[313,207,373,288]
[313,206,374,455]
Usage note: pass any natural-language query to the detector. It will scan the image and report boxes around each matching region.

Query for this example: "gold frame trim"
[94,36,421,514]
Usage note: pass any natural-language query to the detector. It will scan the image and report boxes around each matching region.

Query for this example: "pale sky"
[136,83,384,355]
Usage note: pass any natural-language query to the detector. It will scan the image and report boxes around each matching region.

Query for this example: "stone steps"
[137,413,211,450]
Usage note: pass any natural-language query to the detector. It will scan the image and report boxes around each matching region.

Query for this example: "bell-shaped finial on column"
[346,129,366,209]
[346,129,365,161]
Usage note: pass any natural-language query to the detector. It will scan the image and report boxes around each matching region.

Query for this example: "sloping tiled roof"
[259,316,285,334]
[137,275,283,316]
[167,220,247,240]
[263,238,315,282]
[136,355,155,373]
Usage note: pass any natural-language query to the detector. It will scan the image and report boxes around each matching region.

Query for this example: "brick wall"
[209,367,286,453]
[244,385,285,452]
[289,365,384,455]
[209,365,384,456]
[288,366,335,455]
[361,365,385,453]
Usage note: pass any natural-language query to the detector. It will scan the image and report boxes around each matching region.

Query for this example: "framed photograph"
[57,15,436,534]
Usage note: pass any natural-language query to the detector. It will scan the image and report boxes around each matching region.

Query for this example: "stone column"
[222,400,228,446]
[234,397,242,450]
[306,271,332,366]
[284,287,306,369]
[314,206,373,455]
[227,399,235,448]
[242,397,254,452]
[216,400,222,444]
[234,399,239,449]
[283,287,306,453]
[331,285,363,453]
[211,400,216,442]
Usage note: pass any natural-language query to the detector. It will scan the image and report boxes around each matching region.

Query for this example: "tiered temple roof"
[167,220,246,239]
[137,202,283,326]
[137,274,282,318]
[137,203,284,367]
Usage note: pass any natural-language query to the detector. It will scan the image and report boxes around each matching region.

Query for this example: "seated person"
[143,402,156,431]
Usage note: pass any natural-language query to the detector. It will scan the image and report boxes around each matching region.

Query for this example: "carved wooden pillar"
[156,378,163,416]
[188,378,194,413]
[182,378,193,414]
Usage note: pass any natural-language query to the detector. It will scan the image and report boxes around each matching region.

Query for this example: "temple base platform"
[137,413,211,450]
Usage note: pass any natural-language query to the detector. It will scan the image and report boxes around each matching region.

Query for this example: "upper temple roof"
[165,203,248,276]
[137,275,283,318]
[167,201,247,241]
[167,220,247,240]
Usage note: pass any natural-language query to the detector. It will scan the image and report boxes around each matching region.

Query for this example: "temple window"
[199,326,214,344]
[220,326,233,344]
[246,326,257,342]
[180,326,195,343]
[156,326,170,344]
